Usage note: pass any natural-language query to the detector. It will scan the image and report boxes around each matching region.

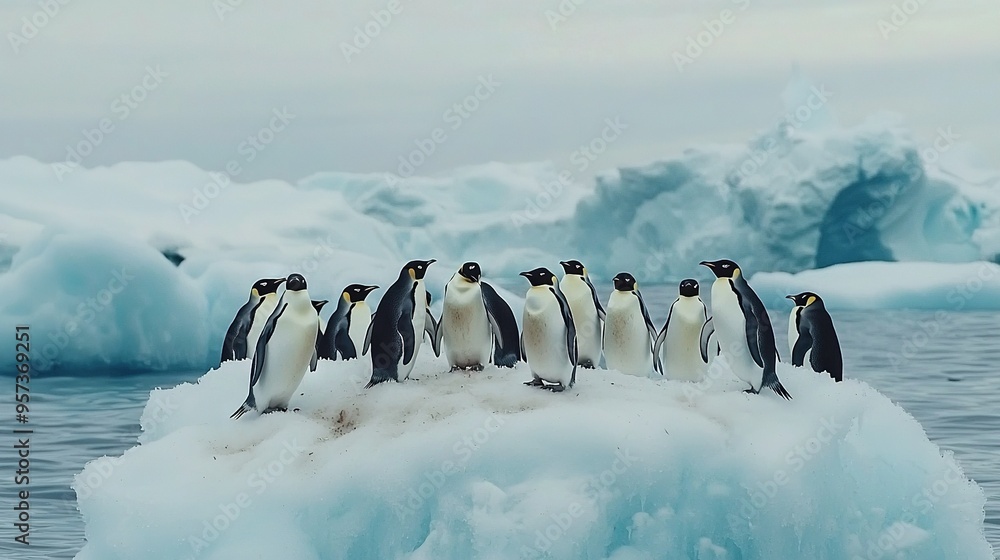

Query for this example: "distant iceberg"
[73,357,994,559]
[1,105,999,373]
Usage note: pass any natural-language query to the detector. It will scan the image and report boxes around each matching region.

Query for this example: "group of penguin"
[221,258,843,419]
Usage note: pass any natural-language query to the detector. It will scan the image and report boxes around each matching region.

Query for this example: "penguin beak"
[519,271,531,278]
[276,278,287,285]
[559,261,569,266]
[785,295,795,300]
[366,285,379,292]
[699,261,714,268]
[427,259,437,265]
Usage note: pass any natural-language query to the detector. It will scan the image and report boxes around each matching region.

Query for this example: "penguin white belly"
[662,299,707,382]
[603,293,653,377]
[522,292,573,385]
[442,284,492,368]
[561,277,601,365]
[348,302,371,353]
[710,279,761,390]
[399,281,426,379]
[255,308,317,411]
[247,297,278,356]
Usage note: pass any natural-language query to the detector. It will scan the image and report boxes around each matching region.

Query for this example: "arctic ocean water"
[2,308,999,559]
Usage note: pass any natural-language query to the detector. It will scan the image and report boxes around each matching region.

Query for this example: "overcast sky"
[2,0,997,182]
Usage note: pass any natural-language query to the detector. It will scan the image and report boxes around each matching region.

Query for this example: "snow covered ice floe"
[74,353,993,560]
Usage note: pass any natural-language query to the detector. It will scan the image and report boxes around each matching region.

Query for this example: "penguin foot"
[262,406,288,414]
[743,386,759,395]
[546,384,566,393]
[470,364,484,372]
[523,377,544,387]
[579,360,595,369]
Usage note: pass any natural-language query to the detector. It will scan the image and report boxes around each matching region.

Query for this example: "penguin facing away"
[318,284,378,361]
[559,259,605,369]
[364,259,435,388]
[700,259,791,399]
[786,292,843,382]
[653,278,710,381]
[480,281,521,367]
[220,277,285,364]
[603,272,659,377]
[520,267,578,392]
[231,273,319,419]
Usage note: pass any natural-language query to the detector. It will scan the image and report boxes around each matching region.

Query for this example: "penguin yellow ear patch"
[806,295,817,306]
[732,268,741,278]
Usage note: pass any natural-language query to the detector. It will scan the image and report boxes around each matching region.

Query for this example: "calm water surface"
[1,305,997,558]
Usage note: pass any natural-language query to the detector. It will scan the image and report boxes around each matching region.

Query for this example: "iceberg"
[73,356,993,559]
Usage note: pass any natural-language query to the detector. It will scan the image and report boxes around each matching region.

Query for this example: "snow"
[3,91,1000,374]
[750,261,1000,310]
[73,355,993,559]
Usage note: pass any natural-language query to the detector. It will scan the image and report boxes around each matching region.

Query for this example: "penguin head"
[311,300,329,312]
[699,259,741,279]
[612,272,638,292]
[679,279,699,297]
[285,273,308,291]
[343,284,379,303]
[458,262,482,283]
[559,260,587,277]
[786,291,821,307]
[252,277,286,297]
[520,267,558,287]
[405,259,436,280]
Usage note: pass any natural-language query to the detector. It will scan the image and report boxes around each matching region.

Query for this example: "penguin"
[309,299,328,372]
[433,262,503,371]
[786,295,809,365]
[520,267,577,392]
[700,259,791,399]
[558,260,605,368]
[786,292,843,382]
[363,259,435,388]
[700,317,720,364]
[653,279,710,381]
[480,281,521,367]
[231,273,319,419]
[318,284,378,361]
[603,272,659,377]
[219,277,285,363]
[245,278,287,361]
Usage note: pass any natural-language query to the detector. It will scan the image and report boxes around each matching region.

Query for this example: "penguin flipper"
[732,285,765,369]
[584,275,606,322]
[551,286,578,369]
[248,302,286,388]
[336,324,357,360]
[699,316,715,363]
[792,327,812,367]
[400,285,417,365]
[362,317,375,357]
[425,308,439,351]
[432,306,444,358]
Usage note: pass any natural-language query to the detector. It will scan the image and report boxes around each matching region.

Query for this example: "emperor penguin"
[219,277,285,363]
[245,278,287,360]
[231,273,319,419]
[559,260,605,368]
[786,292,843,382]
[480,282,521,367]
[318,284,378,361]
[700,259,791,399]
[653,279,710,382]
[520,267,577,392]
[424,292,438,345]
[433,262,504,371]
[364,259,435,388]
[603,272,659,377]
[309,299,328,372]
